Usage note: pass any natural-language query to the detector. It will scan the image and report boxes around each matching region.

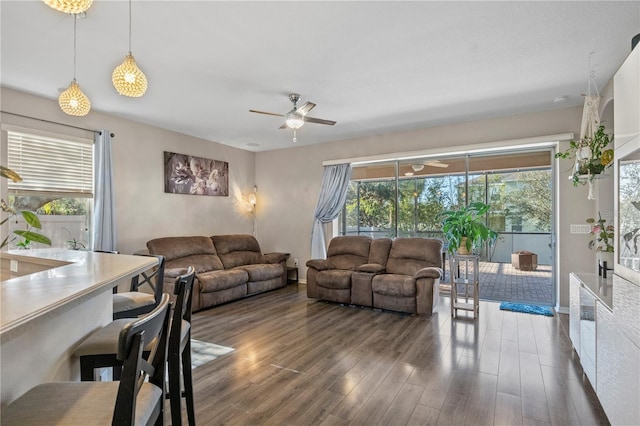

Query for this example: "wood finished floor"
[188,284,608,426]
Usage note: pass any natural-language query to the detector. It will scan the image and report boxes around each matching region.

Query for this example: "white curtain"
[311,163,352,259]
[92,131,117,251]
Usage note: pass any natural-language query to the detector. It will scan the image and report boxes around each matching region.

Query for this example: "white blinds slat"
[7,131,93,196]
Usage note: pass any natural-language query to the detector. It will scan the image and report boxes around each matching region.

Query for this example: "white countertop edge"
[0,250,158,342]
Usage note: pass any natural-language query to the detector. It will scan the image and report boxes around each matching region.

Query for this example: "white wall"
[1,87,256,254]
[256,106,598,309]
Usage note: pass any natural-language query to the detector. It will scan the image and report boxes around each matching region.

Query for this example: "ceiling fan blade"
[304,116,337,126]
[425,161,449,168]
[296,102,316,116]
[249,109,285,118]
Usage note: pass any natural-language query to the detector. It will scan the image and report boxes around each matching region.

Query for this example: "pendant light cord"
[73,14,77,80]
[128,0,132,54]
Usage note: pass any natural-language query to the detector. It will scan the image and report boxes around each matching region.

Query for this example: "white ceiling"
[2,1,639,152]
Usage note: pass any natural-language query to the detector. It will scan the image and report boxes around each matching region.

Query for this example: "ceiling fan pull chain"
[292,128,298,143]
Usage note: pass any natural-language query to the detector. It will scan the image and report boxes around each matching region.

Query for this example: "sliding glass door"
[339,148,555,306]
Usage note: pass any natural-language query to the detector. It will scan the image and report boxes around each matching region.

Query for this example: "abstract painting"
[164,151,228,196]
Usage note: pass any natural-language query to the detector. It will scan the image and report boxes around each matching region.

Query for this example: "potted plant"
[586,212,614,272]
[1,166,51,249]
[555,124,614,186]
[440,201,497,255]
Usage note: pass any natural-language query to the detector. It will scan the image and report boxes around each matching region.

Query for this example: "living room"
[1,1,639,425]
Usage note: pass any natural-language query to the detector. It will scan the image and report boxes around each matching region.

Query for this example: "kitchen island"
[0,249,158,407]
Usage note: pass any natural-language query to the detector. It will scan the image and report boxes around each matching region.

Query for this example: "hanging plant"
[555,124,614,186]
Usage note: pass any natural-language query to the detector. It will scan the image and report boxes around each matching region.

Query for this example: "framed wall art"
[615,140,640,285]
[164,151,229,196]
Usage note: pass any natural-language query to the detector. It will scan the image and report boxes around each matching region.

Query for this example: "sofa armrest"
[306,259,330,271]
[356,263,386,274]
[263,252,289,264]
[165,267,189,278]
[414,267,442,280]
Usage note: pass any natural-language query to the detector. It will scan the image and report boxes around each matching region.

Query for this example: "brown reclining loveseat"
[306,236,443,315]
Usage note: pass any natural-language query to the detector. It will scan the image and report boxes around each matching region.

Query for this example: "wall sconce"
[248,185,257,236]
[248,185,257,214]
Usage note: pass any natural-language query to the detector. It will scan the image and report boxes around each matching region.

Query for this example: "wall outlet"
[294,258,298,267]
[9,260,18,272]
[570,224,591,234]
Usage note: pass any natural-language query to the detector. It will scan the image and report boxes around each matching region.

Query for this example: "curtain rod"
[0,111,115,138]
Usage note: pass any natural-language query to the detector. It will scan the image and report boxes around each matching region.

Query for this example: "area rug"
[499,302,554,317]
[190,339,234,369]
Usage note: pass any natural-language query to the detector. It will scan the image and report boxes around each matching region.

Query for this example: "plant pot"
[598,251,614,270]
[457,237,471,255]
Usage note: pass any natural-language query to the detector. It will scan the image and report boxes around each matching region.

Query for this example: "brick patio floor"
[441,261,554,306]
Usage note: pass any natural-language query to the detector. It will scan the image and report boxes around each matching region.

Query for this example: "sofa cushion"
[237,264,283,282]
[306,259,330,271]
[316,270,353,290]
[372,274,416,297]
[385,238,443,276]
[326,235,371,270]
[165,255,223,274]
[356,263,386,273]
[211,234,262,268]
[368,238,392,265]
[197,269,249,292]
[147,236,223,273]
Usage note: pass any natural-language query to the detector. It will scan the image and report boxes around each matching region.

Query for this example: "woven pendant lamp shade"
[42,0,93,14]
[59,80,91,116]
[112,53,147,97]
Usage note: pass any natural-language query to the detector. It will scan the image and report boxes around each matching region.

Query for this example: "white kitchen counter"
[0,249,158,406]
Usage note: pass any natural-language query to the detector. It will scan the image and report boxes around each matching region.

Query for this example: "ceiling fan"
[411,160,449,171]
[249,93,337,142]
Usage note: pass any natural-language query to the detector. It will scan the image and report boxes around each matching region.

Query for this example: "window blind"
[7,131,93,197]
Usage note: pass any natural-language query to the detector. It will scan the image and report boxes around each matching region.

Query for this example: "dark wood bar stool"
[73,267,197,425]
[2,294,171,425]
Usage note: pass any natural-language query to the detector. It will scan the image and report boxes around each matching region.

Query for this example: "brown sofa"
[306,236,443,315]
[147,234,288,312]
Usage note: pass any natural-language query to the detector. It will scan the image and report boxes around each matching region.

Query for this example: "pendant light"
[59,14,91,117]
[42,0,92,14]
[112,0,147,97]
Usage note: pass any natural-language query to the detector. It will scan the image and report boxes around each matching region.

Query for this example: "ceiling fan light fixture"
[42,0,92,14]
[285,111,304,129]
[112,53,147,97]
[411,164,425,172]
[59,80,91,116]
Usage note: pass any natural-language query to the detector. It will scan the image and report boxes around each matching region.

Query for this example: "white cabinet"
[570,273,640,425]
[596,300,640,426]
[614,45,639,147]
[569,273,601,388]
[569,273,581,355]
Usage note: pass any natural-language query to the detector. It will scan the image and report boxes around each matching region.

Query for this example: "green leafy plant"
[586,213,614,253]
[439,201,497,254]
[63,227,86,250]
[1,166,51,249]
[555,124,614,186]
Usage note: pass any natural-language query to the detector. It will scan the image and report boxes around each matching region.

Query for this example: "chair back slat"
[114,254,166,320]
[166,266,195,426]
[113,293,171,425]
